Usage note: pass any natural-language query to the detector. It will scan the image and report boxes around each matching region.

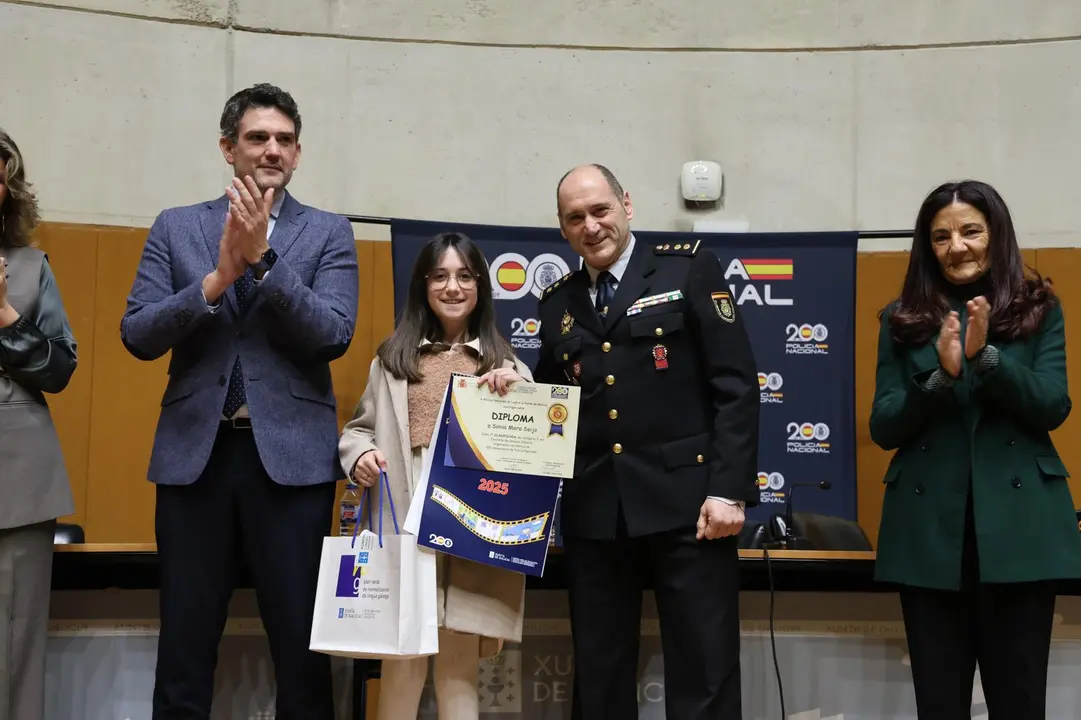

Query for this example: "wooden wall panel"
[328,240,378,533]
[327,241,397,533]
[333,240,377,429]
[1034,249,1081,506]
[30,224,99,532]
[84,227,162,542]
[853,252,907,548]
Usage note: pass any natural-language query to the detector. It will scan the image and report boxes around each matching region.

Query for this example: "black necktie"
[222,267,255,418]
[223,208,278,418]
[595,271,616,317]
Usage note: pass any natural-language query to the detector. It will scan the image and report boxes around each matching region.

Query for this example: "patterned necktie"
[222,267,255,419]
[595,271,616,317]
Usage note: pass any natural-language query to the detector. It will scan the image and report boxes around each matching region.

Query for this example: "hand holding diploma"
[408,373,580,576]
[476,367,525,396]
[445,376,581,479]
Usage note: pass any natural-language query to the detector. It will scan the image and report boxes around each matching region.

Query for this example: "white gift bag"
[309,469,439,659]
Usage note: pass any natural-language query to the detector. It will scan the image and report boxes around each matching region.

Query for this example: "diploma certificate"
[405,374,572,576]
[444,376,581,479]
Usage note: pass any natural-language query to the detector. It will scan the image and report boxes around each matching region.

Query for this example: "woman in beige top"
[338,231,533,719]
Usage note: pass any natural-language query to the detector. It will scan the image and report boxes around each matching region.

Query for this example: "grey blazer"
[0,245,78,530]
[120,192,359,487]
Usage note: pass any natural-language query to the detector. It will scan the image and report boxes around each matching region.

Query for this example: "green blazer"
[870,298,1081,590]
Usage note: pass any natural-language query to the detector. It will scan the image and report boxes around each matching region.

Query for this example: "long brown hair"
[885,180,1056,346]
[0,128,41,249]
[377,232,515,382]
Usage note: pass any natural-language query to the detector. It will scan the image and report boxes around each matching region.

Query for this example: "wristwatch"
[252,247,278,280]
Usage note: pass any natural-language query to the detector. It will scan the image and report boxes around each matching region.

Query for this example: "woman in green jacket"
[870,179,1081,719]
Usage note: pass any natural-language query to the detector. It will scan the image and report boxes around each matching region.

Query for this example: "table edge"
[54,544,876,561]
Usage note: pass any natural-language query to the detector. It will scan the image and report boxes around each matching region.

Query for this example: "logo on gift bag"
[334,534,375,597]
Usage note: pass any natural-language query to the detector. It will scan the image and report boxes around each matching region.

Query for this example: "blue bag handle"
[351,468,401,549]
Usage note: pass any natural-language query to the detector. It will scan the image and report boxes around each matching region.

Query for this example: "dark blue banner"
[390,219,858,525]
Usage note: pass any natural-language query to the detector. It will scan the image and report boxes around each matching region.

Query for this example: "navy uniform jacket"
[534,237,760,540]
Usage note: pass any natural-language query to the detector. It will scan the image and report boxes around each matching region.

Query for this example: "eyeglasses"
[427,270,477,289]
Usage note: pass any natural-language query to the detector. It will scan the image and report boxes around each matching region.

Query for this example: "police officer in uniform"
[534,164,759,720]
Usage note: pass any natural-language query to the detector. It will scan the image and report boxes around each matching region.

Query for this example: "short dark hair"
[885,179,1056,345]
[219,83,302,144]
[556,164,625,213]
[0,127,41,249]
[377,232,516,382]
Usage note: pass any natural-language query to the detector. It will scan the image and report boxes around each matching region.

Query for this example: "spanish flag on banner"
[741,258,793,280]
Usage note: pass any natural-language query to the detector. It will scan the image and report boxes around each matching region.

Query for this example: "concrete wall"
[1,0,1078,249]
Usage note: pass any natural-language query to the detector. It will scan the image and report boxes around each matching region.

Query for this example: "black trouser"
[564,509,742,720]
[152,424,336,720]
[900,489,1056,719]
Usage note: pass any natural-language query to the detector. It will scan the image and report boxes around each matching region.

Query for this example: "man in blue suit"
[121,83,358,720]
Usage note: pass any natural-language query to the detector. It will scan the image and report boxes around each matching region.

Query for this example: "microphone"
[770,480,832,550]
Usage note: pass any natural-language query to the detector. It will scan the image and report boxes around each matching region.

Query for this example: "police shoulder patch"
[653,239,701,257]
[539,272,575,303]
[711,291,736,323]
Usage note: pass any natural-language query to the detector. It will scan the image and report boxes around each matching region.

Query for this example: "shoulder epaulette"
[653,239,701,257]
[539,272,575,302]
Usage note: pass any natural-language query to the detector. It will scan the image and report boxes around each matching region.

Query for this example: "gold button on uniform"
[696,454,704,463]
[602,342,611,352]
[613,443,623,454]
[655,327,663,336]
[608,409,618,420]
[562,352,569,360]
[606,374,615,385]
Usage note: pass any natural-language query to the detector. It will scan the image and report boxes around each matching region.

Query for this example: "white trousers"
[376,629,480,719]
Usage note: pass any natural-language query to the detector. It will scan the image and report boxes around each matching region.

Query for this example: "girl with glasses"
[339,231,531,719]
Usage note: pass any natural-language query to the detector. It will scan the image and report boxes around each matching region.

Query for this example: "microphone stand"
[761,479,832,720]
[779,480,832,550]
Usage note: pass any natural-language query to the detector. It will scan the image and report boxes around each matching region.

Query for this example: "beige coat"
[338,344,532,657]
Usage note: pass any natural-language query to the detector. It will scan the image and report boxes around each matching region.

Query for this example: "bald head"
[556,164,625,215]
[555,164,633,271]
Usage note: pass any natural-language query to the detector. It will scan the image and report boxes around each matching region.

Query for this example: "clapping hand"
[201,209,247,304]
[227,176,274,264]
[217,211,247,284]
[965,296,990,359]
[0,256,17,328]
[936,311,963,378]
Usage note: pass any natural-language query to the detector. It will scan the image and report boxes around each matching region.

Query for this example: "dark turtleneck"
[944,273,993,304]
